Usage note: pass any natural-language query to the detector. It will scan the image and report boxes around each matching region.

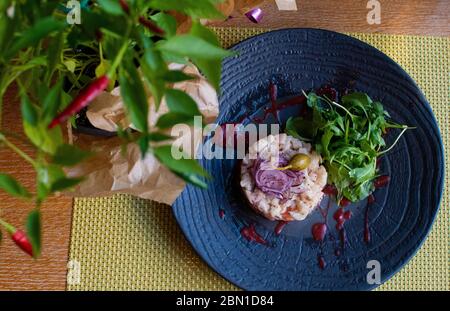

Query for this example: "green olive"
[276,153,311,171]
[289,154,311,170]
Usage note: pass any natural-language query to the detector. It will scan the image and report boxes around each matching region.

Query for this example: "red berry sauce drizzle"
[240,223,267,245]
[274,221,288,236]
[220,83,391,272]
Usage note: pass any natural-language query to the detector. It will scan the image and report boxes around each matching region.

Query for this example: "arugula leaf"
[285,117,315,141]
[288,90,410,202]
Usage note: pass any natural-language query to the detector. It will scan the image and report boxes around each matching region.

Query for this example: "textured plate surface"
[172,29,444,291]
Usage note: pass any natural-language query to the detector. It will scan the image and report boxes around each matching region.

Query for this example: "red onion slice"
[251,154,306,199]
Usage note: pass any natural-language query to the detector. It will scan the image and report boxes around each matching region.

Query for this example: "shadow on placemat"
[68,28,449,291]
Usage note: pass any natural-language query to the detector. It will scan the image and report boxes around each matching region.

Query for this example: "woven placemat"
[67,28,449,291]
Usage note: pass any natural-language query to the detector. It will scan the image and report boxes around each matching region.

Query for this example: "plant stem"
[0,133,37,168]
[0,218,16,234]
[328,99,354,119]
[107,24,132,77]
[378,126,409,156]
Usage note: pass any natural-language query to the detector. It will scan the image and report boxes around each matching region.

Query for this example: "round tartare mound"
[240,134,327,221]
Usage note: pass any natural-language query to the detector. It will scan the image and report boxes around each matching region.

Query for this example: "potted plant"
[0,0,232,258]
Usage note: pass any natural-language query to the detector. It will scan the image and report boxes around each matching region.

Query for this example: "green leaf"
[26,209,41,258]
[148,132,172,142]
[36,164,64,201]
[150,13,177,38]
[140,34,166,72]
[23,122,63,155]
[5,17,66,60]
[161,51,189,65]
[52,144,92,166]
[95,60,107,78]
[20,93,39,126]
[191,58,222,91]
[158,35,233,60]
[349,162,376,183]
[148,0,224,19]
[98,0,125,15]
[137,134,150,157]
[0,4,16,54]
[37,164,65,187]
[153,145,209,177]
[42,80,63,124]
[50,177,83,192]
[306,92,321,108]
[341,92,373,116]
[45,31,64,82]
[0,173,31,198]
[190,22,220,46]
[64,60,76,73]
[156,112,194,129]
[174,172,208,189]
[160,70,194,83]
[165,89,201,116]
[118,56,149,133]
[285,117,315,141]
[60,91,73,110]
[187,24,223,90]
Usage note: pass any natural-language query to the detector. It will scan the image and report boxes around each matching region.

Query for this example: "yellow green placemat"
[67,28,449,291]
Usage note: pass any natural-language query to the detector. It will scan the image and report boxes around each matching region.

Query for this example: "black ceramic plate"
[172,29,444,290]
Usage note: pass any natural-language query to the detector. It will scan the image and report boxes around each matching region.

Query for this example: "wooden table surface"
[0,0,448,291]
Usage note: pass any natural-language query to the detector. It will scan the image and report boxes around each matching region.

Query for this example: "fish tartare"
[240,134,327,221]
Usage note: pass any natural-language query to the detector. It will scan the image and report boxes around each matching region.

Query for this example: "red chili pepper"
[95,29,103,42]
[120,0,164,37]
[138,16,165,36]
[11,230,33,257]
[48,75,109,129]
[0,219,33,257]
[119,0,130,15]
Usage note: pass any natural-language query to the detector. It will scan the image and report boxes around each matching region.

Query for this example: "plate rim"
[171,27,445,291]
